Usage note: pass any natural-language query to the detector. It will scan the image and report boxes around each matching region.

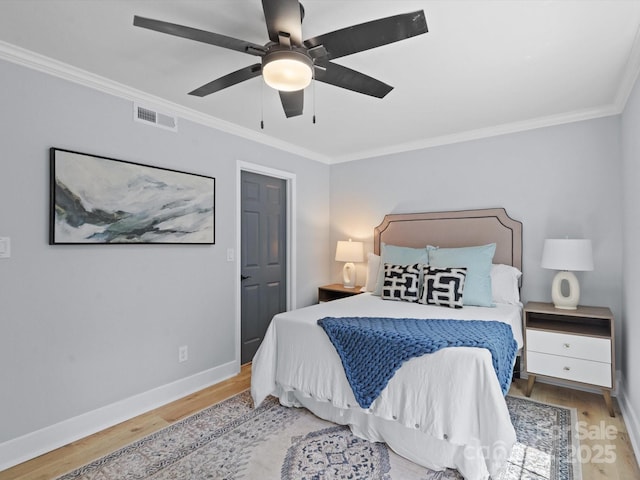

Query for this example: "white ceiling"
[1,1,639,164]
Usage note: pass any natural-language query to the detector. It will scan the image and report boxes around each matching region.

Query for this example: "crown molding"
[614,21,640,111]
[330,104,621,164]
[0,38,636,166]
[0,41,332,165]
[331,23,640,164]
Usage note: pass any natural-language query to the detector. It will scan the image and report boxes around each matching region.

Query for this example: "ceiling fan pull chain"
[312,70,317,125]
[260,80,265,129]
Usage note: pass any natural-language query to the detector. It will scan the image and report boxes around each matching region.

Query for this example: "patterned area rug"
[56,392,580,480]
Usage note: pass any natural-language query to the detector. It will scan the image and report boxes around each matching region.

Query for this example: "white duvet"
[251,293,523,480]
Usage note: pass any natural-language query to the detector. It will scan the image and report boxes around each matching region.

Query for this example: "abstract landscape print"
[50,149,215,244]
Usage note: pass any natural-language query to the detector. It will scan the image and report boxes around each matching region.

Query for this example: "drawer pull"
[563,343,571,348]
[563,366,571,371]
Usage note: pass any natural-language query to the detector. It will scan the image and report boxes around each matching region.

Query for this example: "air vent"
[134,103,178,132]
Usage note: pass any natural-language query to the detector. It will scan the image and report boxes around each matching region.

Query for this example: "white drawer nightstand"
[523,301,615,417]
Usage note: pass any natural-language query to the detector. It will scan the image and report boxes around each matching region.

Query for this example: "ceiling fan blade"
[189,64,262,97]
[304,10,427,61]
[279,90,304,117]
[261,0,303,46]
[133,16,267,56]
[314,62,392,98]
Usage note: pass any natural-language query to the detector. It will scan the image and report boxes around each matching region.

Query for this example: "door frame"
[235,160,297,368]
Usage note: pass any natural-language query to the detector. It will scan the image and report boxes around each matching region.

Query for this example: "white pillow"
[361,253,381,292]
[491,264,522,305]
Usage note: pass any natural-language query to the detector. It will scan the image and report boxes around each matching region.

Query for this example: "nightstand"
[318,283,363,303]
[523,301,615,416]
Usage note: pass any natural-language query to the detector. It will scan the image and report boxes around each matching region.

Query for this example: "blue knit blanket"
[317,317,518,409]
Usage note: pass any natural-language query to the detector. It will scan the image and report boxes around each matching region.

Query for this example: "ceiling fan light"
[262,50,313,92]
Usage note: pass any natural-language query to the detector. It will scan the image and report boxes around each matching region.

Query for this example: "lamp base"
[342,262,356,288]
[551,270,580,310]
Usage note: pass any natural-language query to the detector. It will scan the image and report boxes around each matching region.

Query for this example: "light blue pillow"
[373,243,429,296]
[428,243,496,307]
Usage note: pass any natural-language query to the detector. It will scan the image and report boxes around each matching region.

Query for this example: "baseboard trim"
[616,372,640,464]
[0,361,239,471]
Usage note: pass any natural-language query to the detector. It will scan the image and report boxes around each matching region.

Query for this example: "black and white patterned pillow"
[381,263,421,302]
[420,267,467,308]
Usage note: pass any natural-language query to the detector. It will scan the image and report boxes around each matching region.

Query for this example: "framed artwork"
[49,148,215,244]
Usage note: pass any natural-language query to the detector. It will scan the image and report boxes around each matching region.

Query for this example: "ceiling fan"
[133,1,428,118]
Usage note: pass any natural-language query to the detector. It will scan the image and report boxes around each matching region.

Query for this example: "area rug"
[56,392,580,480]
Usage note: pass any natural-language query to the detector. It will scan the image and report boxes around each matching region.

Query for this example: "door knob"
[241,275,251,281]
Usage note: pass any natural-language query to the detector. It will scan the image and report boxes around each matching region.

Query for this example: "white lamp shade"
[541,239,594,271]
[335,240,364,263]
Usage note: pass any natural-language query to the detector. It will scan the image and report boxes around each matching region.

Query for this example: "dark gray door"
[241,171,287,364]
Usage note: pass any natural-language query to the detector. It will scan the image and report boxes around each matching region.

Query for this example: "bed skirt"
[276,388,512,480]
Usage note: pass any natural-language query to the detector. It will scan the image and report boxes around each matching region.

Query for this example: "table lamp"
[541,238,593,310]
[335,239,364,288]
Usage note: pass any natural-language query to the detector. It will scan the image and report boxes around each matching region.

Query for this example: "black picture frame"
[49,148,215,244]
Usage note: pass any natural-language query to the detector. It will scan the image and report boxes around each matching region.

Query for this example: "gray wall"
[621,69,640,448]
[0,59,330,443]
[2,51,637,463]
[329,117,624,362]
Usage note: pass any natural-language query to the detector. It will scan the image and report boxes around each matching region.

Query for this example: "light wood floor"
[2,366,638,480]
[508,379,640,480]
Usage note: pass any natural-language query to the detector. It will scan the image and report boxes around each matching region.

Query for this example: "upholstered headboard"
[373,208,522,271]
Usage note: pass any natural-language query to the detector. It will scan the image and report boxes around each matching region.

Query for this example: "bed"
[251,208,523,480]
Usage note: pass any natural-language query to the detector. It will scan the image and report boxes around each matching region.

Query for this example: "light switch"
[226,248,235,262]
[0,237,10,258]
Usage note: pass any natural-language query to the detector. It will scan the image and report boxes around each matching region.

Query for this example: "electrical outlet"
[178,345,188,363]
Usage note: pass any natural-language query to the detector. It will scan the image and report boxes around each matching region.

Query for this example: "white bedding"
[251,293,523,480]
